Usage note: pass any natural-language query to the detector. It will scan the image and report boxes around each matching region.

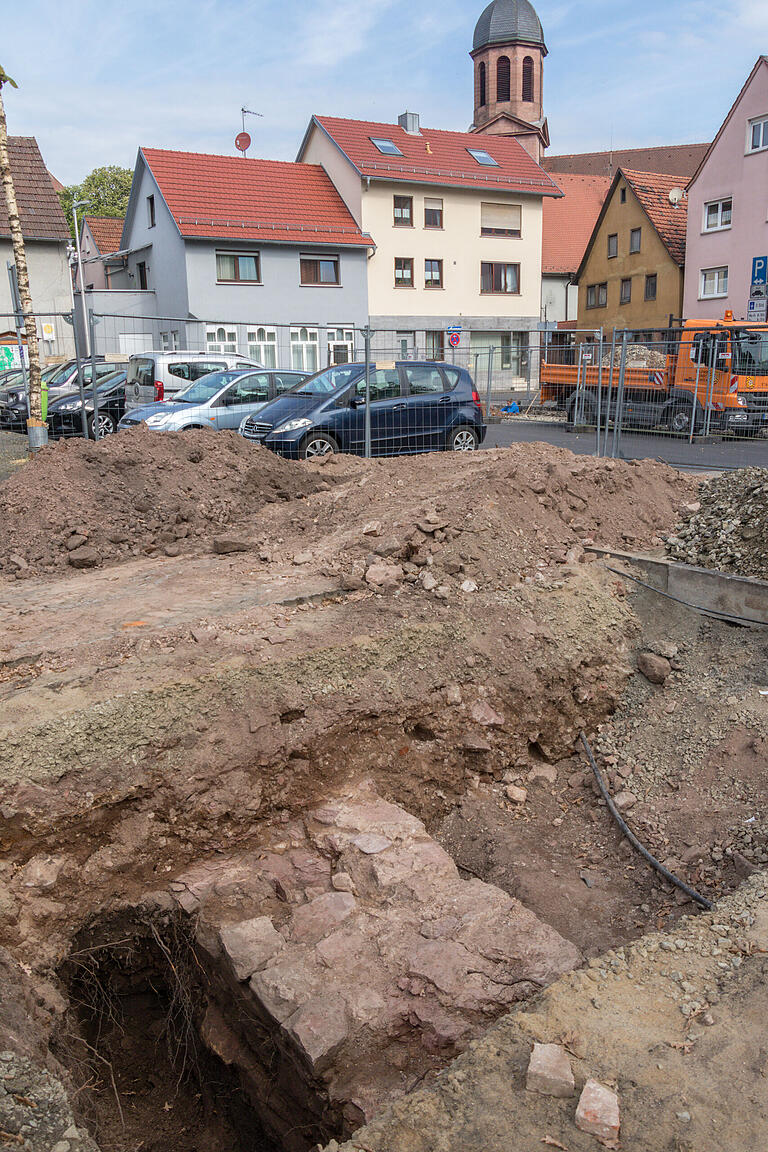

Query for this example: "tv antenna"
[236,107,263,156]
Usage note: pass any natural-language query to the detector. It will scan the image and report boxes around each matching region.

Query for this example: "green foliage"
[0,66,18,89]
[58,164,133,237]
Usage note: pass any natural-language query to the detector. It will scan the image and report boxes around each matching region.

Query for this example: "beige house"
[574,168,687,337]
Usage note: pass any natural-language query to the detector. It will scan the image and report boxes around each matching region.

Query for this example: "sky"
[1,0,766,186]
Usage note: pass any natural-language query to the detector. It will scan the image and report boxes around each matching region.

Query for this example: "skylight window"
[467,148,499,167]
[371,138,403,156]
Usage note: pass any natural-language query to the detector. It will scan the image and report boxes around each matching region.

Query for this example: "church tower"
[470,0,549,161]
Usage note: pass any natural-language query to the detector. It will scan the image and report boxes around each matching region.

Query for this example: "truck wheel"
[667,404,697,435]
[566,394,597,427]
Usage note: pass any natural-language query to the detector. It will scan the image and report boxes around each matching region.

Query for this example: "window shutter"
[481,202,521,232]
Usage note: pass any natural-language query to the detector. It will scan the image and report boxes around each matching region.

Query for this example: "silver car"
[124,350,260,411]
[118,368,308,433]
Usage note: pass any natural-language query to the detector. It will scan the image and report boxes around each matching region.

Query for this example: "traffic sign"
[448,332,460,348]
[751,256,767,299]
[747,298,768,322]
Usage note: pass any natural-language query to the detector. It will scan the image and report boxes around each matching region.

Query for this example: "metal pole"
[485,347,494,422]
[611,330,629,458]
[603,329,617,456]
[70,290,90,438]
[704,337,719,437]
[7,261,30,421]
[363,326,371,459]
[595,328,604,455]
[574,344,584,425]
[525,334,532,403]
[88,308,99,439]
[690,356,702,443]
[72,201,90,357]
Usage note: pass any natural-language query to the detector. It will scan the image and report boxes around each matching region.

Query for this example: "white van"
[124,350,261,412]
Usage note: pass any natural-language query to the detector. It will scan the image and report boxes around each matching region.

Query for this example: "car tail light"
[154,380,164,401]
[472,390,481,407]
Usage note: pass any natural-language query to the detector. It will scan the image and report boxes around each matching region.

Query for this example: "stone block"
[575,1079,620,1147]
[290,891,356,944]
[286,993,349,1071]
[219,916,285,981]
[637,651,671,684]
[525,1042,574,1098]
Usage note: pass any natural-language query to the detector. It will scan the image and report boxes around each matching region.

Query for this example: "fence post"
[363,325,371,459]
[485,347,494,421]
[88,308,99,440]
[703,337,720,438]
[690,355,702,443]
[70,293,90,439]
[603,329,617,456]
[611,330,629,458]
[525,336,532,403]
[595,328,604,455]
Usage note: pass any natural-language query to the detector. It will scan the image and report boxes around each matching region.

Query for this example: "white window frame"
[247,326,277,368]
[206,324,238,353]
[700,266,729,299]
[327,326,355,365]
[702,197,732,232]
[290,326,319,372]
[747,115,768,154]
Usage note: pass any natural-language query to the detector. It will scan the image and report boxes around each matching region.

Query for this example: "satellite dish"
[235,132,251,155]
[669,187,685,206]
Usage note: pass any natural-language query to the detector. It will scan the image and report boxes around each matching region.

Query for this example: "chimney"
[398,111,421,136]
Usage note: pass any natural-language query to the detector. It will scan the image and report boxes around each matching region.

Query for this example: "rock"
[219,916,285,981]
[7,553,28,570]
[421,572,438,591]
[525,1042,575,1098]
[505,784,527,804]
[460,579,478,593]
[362,520,382,536]
[286,993,349,1071]
[352,833,393,855]
[732,850,758,878]
[213,537,256,554]
[470,700,505,728]
[20,854,64,889]
[637,651,671,685]
[293,550,314,565]
[65,534,88,551]
[331,872,356,892]
[340,574,364,591]
[67,545,100,568]
[527,764,558,787]
[613,791,637,812]
[575,1079,620,1147]
[290,891,356,944]
[462,734,492,753]
[365,562,403,590]
[164,542,182,557]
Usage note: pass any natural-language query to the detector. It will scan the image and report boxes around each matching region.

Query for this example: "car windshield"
[732,329,768,375]
[292,364,362,395]
[47,362,79,387]
[173,371,246,405]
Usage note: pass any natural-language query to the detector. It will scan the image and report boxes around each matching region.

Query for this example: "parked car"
[0,363,74,430]
[118,368,308,433]
[124,351,261,412]
[239,361,486,458]
[0,362,126,430]
[47,371,128,439]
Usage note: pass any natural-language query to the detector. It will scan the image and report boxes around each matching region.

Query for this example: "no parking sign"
[447,325,462,348]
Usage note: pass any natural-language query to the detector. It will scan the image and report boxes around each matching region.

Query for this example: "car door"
[272,371,308,398]
[213,372,271,429]
[347,367,406,455]
[401,364,455,450]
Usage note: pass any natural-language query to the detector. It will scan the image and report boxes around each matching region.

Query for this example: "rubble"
[575,1079,620,1146]
[666,467,768,579]
[525,1042,574,1098]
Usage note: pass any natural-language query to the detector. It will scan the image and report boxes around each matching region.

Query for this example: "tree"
[0,65,44,442]
[59,165,132,237]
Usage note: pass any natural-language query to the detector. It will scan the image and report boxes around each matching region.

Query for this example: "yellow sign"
[41,322,56,342]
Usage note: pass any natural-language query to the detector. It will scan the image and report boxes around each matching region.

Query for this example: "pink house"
[684,56,768,322]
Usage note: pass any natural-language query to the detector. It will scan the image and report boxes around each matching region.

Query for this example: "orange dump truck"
[541,316,768,435]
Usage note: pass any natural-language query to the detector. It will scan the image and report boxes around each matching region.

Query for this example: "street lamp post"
[71,198,90,356]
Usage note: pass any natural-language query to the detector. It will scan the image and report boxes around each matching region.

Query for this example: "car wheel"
[88,412,115,439]
[667,404,697,435]
[301,433,338,460]
[447,425,479,452]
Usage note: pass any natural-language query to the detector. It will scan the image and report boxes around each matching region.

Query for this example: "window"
[704,198,732,231]
[620,187,627,204]
[206,325,237,353]
[371,137,402,156]
[748,116,768,153]
[290,327,319,371]
[481,202,521,237]
[216,251,261,283]
[147,195,155,228]
[497,56,510,102]
[274,372,305,394]
[478,61,487,108]
[404,365,446,394]
[394,195,413,226]
[355,368,401,401]
[467,148,499,167]
[645,274,657,301]
[522,56,534,103]
[620,278,632,304]
[586,282,607,309]
[607,233,618,258]
[425,259,443,288]
[136,261,148,290]
[300,255,340,285]
[160,330,179,352]
[327,327,354,364]
[425,330,445,361]
[224,372,271,405]
[394,257,414,287]
[397,331,415,358]
[424,197,443,228]
[629,228,642,254]
[247,326,277,367]
[700,266,729,298]
[480,262,520,294]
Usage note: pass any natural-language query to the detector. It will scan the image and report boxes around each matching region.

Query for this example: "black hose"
[579,731,712,910]
[605,564,768,629]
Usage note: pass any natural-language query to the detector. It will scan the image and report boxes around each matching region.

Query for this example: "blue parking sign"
[752,256,767,286]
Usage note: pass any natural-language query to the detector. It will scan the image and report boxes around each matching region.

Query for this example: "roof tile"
[0,138,70,242]
[543,173,610,275]
[621,169,688,266]
[84,216,124,255]
[544,143,709,181]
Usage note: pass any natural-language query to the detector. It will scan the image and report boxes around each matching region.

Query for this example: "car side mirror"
[350,394,366,408]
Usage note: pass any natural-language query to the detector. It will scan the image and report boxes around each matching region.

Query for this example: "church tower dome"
[470,0,549,159]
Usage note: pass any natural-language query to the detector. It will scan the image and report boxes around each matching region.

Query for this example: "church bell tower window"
[522,55,534,102]
[497,55,510,102]
[478,61,487,107]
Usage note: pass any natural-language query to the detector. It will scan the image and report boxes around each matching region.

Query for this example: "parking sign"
[751,256,767,298]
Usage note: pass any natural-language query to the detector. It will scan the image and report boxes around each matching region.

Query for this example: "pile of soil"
[0,426,326,578]
[600,343,667,369]
[665,467,768,579]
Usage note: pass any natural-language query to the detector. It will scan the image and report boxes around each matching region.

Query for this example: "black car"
[47,371,128,439]
[0,364,63,430]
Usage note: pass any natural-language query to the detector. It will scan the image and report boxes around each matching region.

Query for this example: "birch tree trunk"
[0,70,44,430]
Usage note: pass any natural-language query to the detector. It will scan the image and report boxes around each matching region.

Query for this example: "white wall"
[300,125,363,226]
[541,273,577,324]
[0,240,71,320]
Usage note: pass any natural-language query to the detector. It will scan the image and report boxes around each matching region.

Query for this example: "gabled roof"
[687,56,768,188]
[472,111,550,148]
[544,143,709,181]
[542,173,610,276]
[139,148,372,247]
[305,116,561,197]
[83,216,124,255]
[0,138,70,242]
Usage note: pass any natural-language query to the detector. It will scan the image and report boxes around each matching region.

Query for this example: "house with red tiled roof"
[540,173,609,324]
[114,147,373,366]
[78,216,125,290]
[574,168,688,337]
[298,111,560,373]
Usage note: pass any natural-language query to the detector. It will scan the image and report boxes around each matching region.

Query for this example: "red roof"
[544,143,709,181]
[621,169,688,266]
[542,173,610,275]
[84,216,124,255]
[140,148,371,247]
[313,116,561,197]
[0,138,70,242]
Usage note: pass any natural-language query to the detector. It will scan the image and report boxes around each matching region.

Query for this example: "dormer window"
[371,138,402,156]
[467,148,498,167]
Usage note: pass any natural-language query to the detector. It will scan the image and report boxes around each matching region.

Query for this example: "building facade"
[77,217,125,291]
[541,173,609,324]
[684,56,768,323]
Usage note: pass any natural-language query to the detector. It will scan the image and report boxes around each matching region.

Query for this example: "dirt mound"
[0,426,325,577]
[665,467,768,579]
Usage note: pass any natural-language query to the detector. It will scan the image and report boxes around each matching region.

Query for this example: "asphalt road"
[483,420,768,471]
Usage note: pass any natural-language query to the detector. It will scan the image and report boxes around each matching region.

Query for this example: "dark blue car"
[239,361,485,459]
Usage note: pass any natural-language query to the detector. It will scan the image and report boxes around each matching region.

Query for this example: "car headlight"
[57,399,84,412]
[737,396,747,407]
[145,413,174,427]
[272,417,312,434]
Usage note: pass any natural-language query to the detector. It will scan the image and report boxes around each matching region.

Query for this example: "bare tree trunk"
[0,77,43,431]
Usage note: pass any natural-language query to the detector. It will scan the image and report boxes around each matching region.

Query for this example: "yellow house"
[298,112,561,375]
[575,168,687,337]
